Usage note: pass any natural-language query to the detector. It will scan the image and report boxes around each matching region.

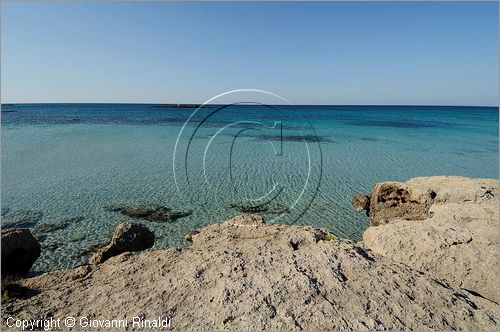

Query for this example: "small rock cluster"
[1,202,189,278]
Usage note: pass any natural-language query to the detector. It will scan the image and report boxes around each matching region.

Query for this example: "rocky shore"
[1,176,499,330]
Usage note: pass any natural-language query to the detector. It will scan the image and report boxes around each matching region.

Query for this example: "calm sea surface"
[1,103,498,272]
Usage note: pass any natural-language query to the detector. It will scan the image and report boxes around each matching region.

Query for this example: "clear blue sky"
[1,1,498,106]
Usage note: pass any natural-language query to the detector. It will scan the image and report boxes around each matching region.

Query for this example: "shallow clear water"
[1,103,498,272]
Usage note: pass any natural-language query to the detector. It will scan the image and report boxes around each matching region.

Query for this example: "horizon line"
[1,102,498,108]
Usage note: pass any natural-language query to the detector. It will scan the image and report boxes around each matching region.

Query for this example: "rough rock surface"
[89,222,155,264]
[352,194,370,213]
[1,228,41,276]
[359,176,499,304]
[3,214,498,330]
[364,182,435,226]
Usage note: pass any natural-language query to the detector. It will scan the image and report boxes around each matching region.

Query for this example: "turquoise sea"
[1,103,498,273]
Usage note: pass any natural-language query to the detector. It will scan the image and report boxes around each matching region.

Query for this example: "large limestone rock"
[356,181,435,226]
[358,176,499,303]
[3,215,498,330]
[89,222,155,264]
[1,228,41,276]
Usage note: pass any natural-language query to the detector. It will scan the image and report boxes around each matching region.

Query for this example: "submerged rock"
[4,213,498,330]
[254,134,335,143]
[89,222,155,264]
[230,202,289,214]
[106,203,191,222]
[358,176,499,303]
[1,228,41,276]
[34,223,65,234]
[34,216,84,235]
[1,210,43,229]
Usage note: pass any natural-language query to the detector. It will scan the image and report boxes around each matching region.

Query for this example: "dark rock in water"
[34,223,67,234]
[230,202,289,214]
[254,135,335,143]
[89,222,154,264]
[34,216,84,234]
[1,210,43,229]
[147,208,192,222]
[106,203,191,222]
[352,194,370,215]
[1,228,41,276]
